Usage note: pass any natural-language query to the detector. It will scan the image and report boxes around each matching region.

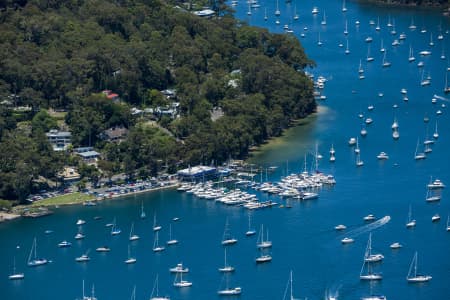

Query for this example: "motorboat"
[341,237,354,244]
[334,224,346,231]
[377,152,389,160]
[390,242,402,249]
[58,240,72,248]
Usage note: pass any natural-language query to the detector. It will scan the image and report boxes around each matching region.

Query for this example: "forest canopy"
[0,0,316,201]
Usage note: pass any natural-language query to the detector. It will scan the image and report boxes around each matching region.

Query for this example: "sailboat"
[282,270,299,300]
[218,248,235,272]
[364,233,384,263]
[245,213,256,236]
[124,245,137,264]
[221,218,238,245]
[406,205,416,228]
[217,273,242,295]
[366,45,374,62]
[255,246,272,263]
[75,227,85,240]
[256,224,272,248]
[356,151,364,167]
[345,38,350,55]
[140,200,146,219]
[153,231,165,252]
[80,280,97,300]
[321,11,327,26]
[342,0,347,12]
[264,8,268,21]
[360,241,383,281]
[344,20,348,35]
[75,250,91,262]
[406,252,432,282]
[375,17,380,31]
[166,224,178,245]
[293,5,299,20]
[414,138,426,160]
[444,72,450,94]
[111,218,121,235]
[9,256,24,280]
[27,237,48,267]
[150,274,170,300]
[274,0,280,16]
[382,50,391,67]
[408,45,416,62]
[173,271,192,287]
[379,39,385,53]
[317,32,323,46]
[153,213,162,231]
[446,215,450,231]
[129,222,140,241]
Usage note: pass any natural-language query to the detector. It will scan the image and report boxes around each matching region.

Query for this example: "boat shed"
[177,165,218,181]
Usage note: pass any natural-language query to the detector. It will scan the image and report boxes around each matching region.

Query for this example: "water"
[1,1,450,299]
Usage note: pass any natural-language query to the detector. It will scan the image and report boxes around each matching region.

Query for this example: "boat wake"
[433,94,449,102]
[339,216,391,239]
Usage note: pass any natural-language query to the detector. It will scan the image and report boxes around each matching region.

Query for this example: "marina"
[1,1,450,299]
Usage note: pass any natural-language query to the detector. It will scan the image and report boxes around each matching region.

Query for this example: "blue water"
[1,1,450,299]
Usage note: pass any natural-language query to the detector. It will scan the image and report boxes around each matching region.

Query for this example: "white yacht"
[364,233,384,263]
[75,253,90,262]
[427,178,445,189]
[364,214,376,222]
[390,242,402,249]
[406,205,416,228]
[58,240,72,248]
[348,137,357,146]
[170,263,189,273]
[218,287,242,296]
[377,152,389,160]
[431,214,440,222]
[334,224,346,231]
[341,237,354,244]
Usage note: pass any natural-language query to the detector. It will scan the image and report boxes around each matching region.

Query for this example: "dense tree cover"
[0,0,316,201]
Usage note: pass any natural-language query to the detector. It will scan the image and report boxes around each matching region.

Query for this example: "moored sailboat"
[406,252,432,283]
[8,256,24,280]
[27,237,48,267]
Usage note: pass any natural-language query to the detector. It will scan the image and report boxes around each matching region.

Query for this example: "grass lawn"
[31,192,94,207]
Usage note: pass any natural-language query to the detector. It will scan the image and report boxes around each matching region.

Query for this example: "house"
[100,126,128,143]
[46,129,72,151]
[77,150,100,165]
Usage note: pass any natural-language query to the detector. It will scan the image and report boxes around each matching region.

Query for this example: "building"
[177,165,218,182]
[77,150,100,165]
[58,167,81,183]
[100,127,128,143]
[46,129,72,151]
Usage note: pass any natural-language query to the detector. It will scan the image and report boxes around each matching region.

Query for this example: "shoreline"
[3,181,180,223]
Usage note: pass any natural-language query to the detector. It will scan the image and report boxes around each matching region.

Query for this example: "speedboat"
[364,214,376,221]
[58,240,72,248]
[218,287,242,295]
[431,214,440,222]
[75,254,90,262]
[334,224,347,231]
[341,237,354,244]
[390,242,402,249]
[96,246,110,252]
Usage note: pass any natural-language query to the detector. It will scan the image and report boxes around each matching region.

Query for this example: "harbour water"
[1,1,450,299]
